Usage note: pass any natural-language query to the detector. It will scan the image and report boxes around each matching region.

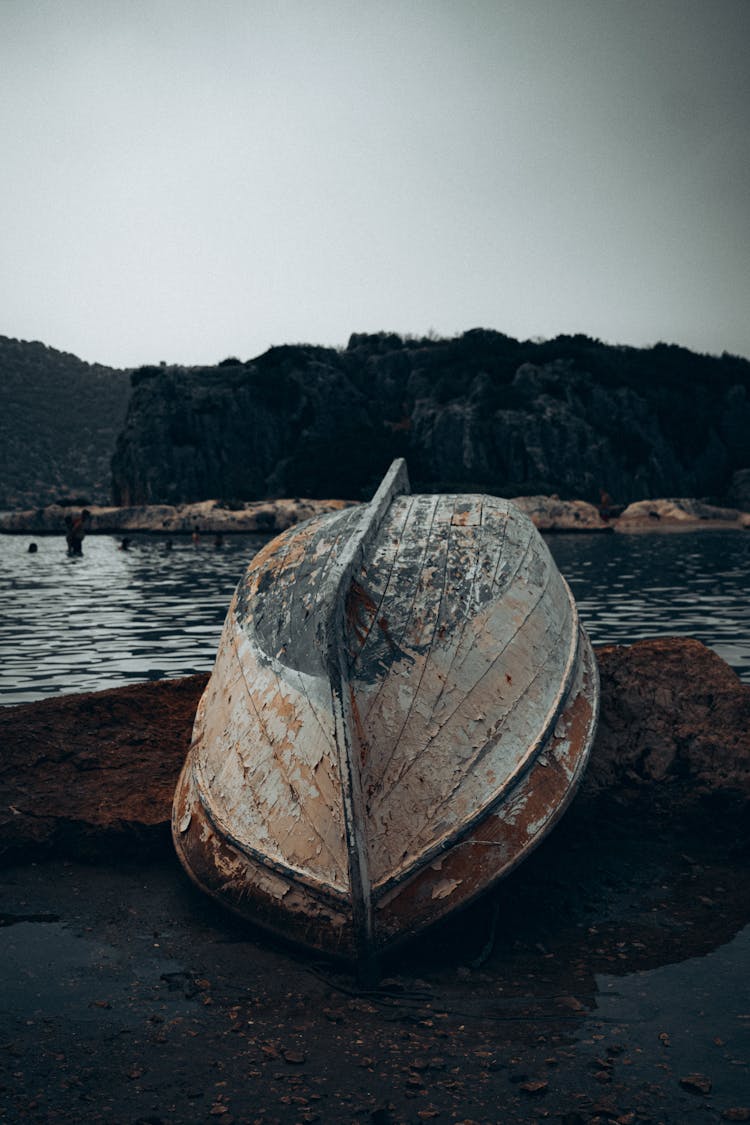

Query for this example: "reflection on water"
[0,528,748,705]
[586,924,750,1109]
[0,919,184,1023]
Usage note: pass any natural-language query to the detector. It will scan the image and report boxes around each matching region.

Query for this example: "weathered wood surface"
[172,461,599,961]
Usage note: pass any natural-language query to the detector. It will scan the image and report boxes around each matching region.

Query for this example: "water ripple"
[1,529,748,705]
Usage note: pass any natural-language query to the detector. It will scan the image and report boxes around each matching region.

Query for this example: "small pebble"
[679,1073,712,1095]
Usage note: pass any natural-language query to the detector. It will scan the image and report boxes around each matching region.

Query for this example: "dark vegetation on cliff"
[0,336,131,509]
[2,332,747,510]
[112,330,750,506]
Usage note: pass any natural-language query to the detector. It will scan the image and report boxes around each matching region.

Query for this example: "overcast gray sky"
[1,0,748,368]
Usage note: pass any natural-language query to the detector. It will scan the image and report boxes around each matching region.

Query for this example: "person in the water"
[65,509,91,556]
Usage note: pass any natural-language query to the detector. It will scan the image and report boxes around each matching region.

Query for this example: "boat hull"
[172,461,599,962]
[173,633,596,958]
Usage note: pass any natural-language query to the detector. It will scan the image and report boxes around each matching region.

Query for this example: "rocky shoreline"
[0,497,356,537]
[1,494,748,537]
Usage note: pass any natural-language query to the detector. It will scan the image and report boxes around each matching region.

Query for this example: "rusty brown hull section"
[172,460,599,962]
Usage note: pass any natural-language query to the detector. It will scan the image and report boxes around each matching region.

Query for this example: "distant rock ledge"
[0,638,747,862]
[0,497,356,535]
[616,497,750,530]
[1,495,748,535]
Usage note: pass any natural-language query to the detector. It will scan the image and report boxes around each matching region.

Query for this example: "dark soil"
[1,796,748,1124]
[1,642,749,1123]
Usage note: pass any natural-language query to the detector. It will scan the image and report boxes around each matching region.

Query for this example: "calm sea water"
[1,528,748,705]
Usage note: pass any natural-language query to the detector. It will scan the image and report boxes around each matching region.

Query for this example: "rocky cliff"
[0,336,131,508]
[112,332,750,506]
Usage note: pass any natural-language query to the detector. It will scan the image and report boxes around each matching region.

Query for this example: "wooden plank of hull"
[173,757,356,957]
[348,493,579,890]
[373,628,598,943]
[172,459,599,962]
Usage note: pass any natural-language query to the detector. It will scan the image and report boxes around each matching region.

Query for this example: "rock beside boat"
[0,675,209,859]
[0,497,355,535]
[583,637,750,799]
[1,639,747,863]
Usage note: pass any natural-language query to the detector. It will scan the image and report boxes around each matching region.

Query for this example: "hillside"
[111,331,750,507]
[0,337,131,509]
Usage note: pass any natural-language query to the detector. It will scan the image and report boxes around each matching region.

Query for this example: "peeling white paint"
[431,877,462,899]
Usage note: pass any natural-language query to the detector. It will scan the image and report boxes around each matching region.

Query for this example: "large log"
[1,638,747,862]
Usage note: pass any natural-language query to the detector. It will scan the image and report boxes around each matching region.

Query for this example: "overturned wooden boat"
[172,460,598,966]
